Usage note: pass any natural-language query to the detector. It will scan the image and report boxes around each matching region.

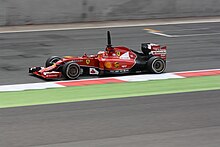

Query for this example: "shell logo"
[114,62,119,68]
[104,62,112,68]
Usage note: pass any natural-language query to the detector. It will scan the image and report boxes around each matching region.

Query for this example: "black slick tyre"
[62,62,81,80]
[45,56,62,67]
[147,56,166,74]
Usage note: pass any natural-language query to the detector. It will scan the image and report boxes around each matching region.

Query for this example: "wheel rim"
[152,59,165,73]
[67,64,79,78]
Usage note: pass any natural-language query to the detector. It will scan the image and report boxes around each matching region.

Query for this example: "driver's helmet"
[106,46,114,53]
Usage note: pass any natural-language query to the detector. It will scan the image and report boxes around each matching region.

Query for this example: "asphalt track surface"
[0,90,220,147]
[0,22,220,85]
[0,21,220,147]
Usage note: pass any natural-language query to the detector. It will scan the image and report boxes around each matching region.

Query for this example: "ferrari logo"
[116,51,121,56]
[86,59,90,64]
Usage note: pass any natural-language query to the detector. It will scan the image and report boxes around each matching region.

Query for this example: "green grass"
[0,75,220,108]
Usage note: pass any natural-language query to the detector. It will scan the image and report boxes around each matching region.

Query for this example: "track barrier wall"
[0,0,220,26]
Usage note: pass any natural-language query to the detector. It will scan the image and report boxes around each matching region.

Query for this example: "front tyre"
[62,62,81,80]
[45,56,62,67]
[147,56,166,74]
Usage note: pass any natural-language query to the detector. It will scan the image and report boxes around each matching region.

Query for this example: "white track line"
[149,32,173,37]
[171,32,220,37]
[114,73,183,82]
[174,68,220,74]
[1,17,220,34]
[150,32,220,38]
[163,28,210,32]
[147,28,220,38]
[0,82,64,92]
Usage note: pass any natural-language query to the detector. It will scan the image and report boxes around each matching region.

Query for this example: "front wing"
[29,67,62,79]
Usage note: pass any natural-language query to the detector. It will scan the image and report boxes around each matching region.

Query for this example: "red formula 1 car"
[29,31,167,80]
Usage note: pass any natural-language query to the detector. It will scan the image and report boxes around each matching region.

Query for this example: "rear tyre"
[62,62,81,80]
[147,56,166,74]
[45,56,62,67]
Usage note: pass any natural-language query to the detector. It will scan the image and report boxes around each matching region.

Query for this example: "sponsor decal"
[114,62,119,68]
[89,68,99,75]
[86,59,90,64]
[110,69,129,73]
[69,59,83,62]
[105,62,112,68]
[121,65,127,68]
[120,52,130,60]
[45,75,59,78]
[75,60,83,62]
[151,50,166,54]
[116,51,121,56]
[43,72,60,78]
[148,43,160,50]
[135,71,142,73]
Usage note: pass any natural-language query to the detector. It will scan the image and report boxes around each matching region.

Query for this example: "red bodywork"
[30,44,167,79]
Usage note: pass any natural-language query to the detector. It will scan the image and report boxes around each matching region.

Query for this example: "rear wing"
[150,44,167,60]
